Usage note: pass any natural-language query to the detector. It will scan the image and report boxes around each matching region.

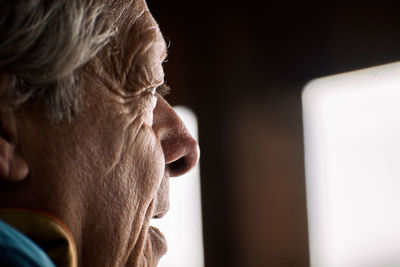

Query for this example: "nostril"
[165,139,199,177]
[169,157,187,175]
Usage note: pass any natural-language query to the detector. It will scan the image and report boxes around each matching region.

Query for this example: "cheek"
[77,93,164,211]
[136,96,158,127]
[125,123,164,200]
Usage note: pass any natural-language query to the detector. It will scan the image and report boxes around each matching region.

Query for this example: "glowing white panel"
[152,106,204,267]
[302,62,400,267]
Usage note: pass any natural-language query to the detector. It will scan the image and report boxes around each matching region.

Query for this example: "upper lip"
[152,209,168,219]
[152,201,169,219]
[152,176,170,219]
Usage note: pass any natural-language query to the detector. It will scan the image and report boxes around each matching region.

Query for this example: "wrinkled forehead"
[107,0,158,36]
[109,0,167,59]
[95,0,167,87]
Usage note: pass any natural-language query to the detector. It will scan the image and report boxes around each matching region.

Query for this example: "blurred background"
[148,1,400,266]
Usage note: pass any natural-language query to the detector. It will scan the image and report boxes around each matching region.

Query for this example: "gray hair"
[0,0,115,121]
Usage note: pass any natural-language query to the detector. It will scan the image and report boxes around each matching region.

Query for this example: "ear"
[0,74,29,182]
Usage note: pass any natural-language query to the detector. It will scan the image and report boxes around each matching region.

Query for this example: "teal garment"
[0,220,56,267]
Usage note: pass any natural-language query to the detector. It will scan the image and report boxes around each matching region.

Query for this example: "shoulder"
[0,220,55,267]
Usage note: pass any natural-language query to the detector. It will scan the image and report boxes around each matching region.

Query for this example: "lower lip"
[149,226,168,256]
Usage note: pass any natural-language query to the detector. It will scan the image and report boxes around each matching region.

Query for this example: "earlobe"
[0,136,28,181]
[0,74,29,182]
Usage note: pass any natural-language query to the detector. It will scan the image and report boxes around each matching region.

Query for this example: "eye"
[142,87,157,97]
[149,87,157,96]
[143,83,171,97]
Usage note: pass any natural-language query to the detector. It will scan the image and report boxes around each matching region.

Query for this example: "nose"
[152,96,199,177]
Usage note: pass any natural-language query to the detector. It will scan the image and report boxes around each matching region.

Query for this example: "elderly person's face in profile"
[0,0,198,266]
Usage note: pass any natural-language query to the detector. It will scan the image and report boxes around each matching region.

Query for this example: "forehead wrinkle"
[107,0,147,33]
[103,3,167,92]
[123,27,166,89]
[138,28,168,63]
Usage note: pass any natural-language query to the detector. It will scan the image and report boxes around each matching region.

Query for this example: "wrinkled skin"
[0,0,199,266]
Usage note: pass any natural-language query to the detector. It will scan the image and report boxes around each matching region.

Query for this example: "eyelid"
[144,83,171,97]
[143,87,157,96]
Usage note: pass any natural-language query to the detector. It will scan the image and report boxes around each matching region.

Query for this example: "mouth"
[148,201,169,256]
[147,182,170,258]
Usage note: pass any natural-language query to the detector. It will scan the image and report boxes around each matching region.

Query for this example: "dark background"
[148,1,400,266]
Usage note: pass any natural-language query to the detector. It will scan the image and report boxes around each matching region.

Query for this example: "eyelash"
[145,83,171,97]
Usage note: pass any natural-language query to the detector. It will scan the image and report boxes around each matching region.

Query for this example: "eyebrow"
[161,40,169,61]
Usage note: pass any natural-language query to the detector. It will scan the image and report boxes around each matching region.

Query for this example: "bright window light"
[152,106,204,267]
[303,62,400,267]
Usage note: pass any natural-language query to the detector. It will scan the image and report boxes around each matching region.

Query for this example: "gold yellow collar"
[0,209,77,267]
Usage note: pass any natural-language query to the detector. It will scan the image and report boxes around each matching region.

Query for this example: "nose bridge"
[153,97,199,177]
